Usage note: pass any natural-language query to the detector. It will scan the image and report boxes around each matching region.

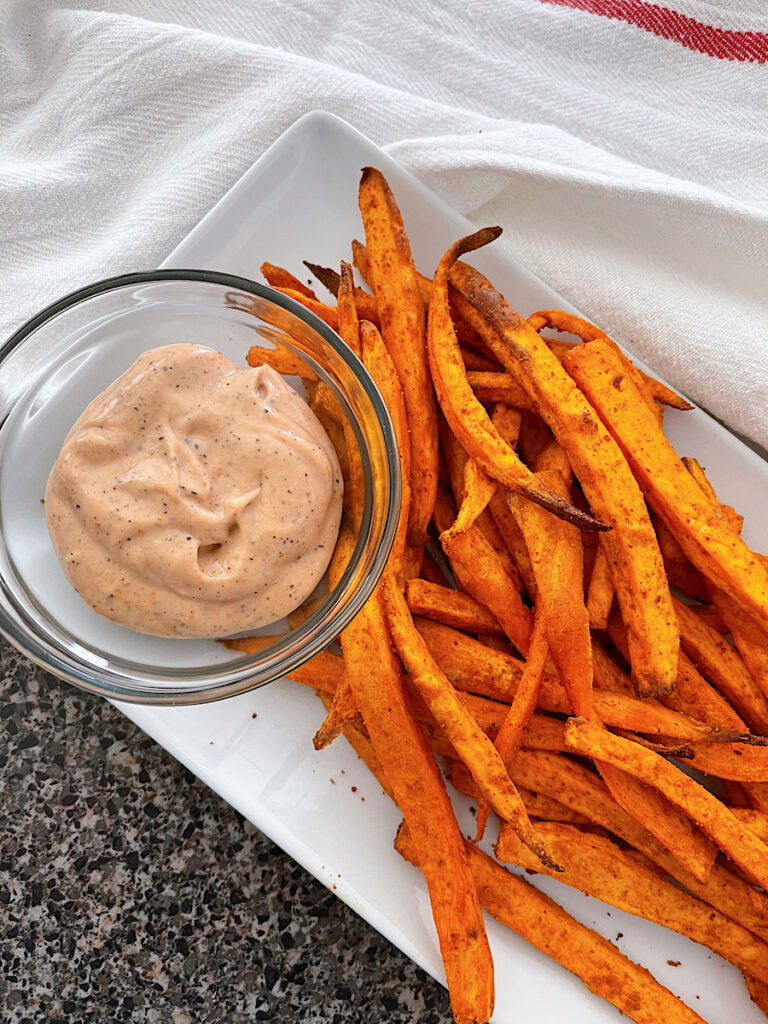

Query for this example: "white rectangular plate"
[116,112,767,1023]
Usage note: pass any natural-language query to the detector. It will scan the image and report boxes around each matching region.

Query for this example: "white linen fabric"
[2,1,768,447]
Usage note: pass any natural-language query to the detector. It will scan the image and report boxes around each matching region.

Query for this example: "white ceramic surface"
[116,112,766,1023]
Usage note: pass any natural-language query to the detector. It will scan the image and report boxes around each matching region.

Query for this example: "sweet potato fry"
[316,691,394,800]
[681,741,768,782]
[303,260,380,326]
[682,456,743,532]
[710,589,768,705]
[358,168,438,544]
[395,825,707,1024]
[360,320,411,579]
[586,539,614,630]
[502,749,768,939]
[510,467,592,718]
[446,456,498,539]
[745,976,768,1017]
[274,287,339,329]
[438,422,521,586]
[527,309,692,411]
[475,615,550,841]
[564,339,768,634]
[467,371,535,409]
[429,230,606,532]
[565,717,768,888]
[405,579,503,635]
[449,258,678,697]
[261,261,317,299]
[673,597,768,736]
[313,681,362,751]
[342,584,494,1024]
[434,486,533,655]
[381,575,558,869]
[245,345,317,379]
[496,822,768,984]
[598,763,717,884]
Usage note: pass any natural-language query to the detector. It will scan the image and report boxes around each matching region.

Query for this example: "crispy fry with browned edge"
[359,168,438,544]
[496,822,768,983]
[497,749,768,940]
[303,261,380,325]
[564,339,768,633]
[381,575,558,870]
[405,579,503,635]
[510,467,592,718]
[261,261,317,299]
[428,230,606,533]
[449,259,678,697]
[395,825,707,1024]
[565,717,768,888]
[342,584,494,1024]
[360,321,411,580]
[434,486,533,655]
[527,309,692,411]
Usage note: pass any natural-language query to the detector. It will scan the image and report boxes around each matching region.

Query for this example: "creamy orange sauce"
[46,344,343,637]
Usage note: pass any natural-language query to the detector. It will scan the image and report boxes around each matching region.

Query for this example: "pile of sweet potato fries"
[226,168,768,1024]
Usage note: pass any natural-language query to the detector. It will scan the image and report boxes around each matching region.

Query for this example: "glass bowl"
[0,270,400,704]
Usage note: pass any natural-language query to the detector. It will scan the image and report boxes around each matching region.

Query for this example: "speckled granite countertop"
[0,642,450,1023]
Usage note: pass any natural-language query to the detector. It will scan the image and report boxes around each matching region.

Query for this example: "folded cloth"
[2,0,768,448]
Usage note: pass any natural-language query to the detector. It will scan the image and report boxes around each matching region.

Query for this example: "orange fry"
[528,309,692,411]
[428,229,607,532]
[434,486,533,655]
[274,287,339,329]
[342,586,494,1024]
[496,822,768,984]
[405,579,503,636]
[360,320,411,579]
[261,261,317,299]
[501,749,768,940]
[359,167,438,544]
[303,260,379,326]
[449,258,678,697]
[564,340,768,634]
[395,825,707,1024]
[381,574,558,870]
[565,717,768,888]
[510,468,592,718]
[673,597,768,737]
[467,371,535,409]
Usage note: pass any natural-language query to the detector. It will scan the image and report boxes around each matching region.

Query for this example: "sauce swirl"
[46,344,343,637]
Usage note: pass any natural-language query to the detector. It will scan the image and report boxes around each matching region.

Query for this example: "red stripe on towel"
[537,0,768,63]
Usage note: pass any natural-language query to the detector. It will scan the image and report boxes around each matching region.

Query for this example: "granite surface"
[0,642,450,1023]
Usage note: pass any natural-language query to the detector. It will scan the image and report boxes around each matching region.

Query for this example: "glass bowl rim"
[0,268,401,704]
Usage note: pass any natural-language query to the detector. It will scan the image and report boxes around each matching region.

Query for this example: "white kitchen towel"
[2,1,768,447]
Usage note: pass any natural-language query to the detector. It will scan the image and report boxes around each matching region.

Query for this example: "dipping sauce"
[46,344,343,637]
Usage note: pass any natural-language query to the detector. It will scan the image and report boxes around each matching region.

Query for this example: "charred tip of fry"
[452,227,503,262]
[710,728,767,747]
[516,484,611,534]
[303,260,341,298]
